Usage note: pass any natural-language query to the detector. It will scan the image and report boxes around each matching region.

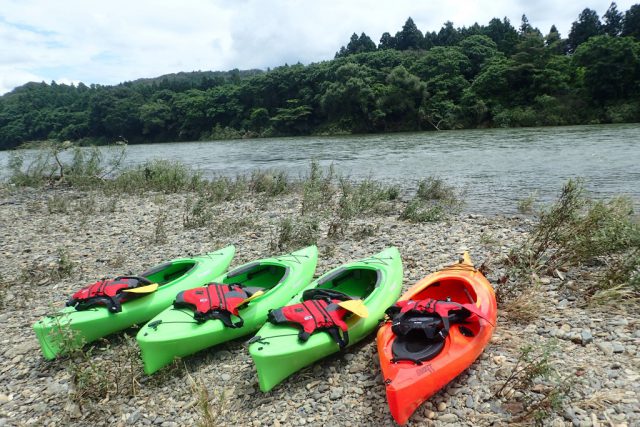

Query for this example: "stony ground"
[0,186,638,426]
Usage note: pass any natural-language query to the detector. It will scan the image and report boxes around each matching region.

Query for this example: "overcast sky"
[1,0,636,94]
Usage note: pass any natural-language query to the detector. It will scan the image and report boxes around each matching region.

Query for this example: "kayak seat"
[391,330,445,363]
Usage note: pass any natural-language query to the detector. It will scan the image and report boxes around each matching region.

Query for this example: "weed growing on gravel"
[47,194,71,214]
[327,177,396,238]
[8,141,126,188]
[200,176,248,203]
[75,194,96,216]
[100,196,118,213]
[400,199,446,222]
[187,370,226,427]
[183,196,213,229]
[301,160,336,216]
[21,249,74,285]
[400,177,464,223]
[591,248,640,303]
[270,216,320,251]
[8,147,57,186]
[353,224,379,240]
[210,215,257,238]
[495,345,554,398]
[112,160,206,194]
[249,169,291,196]
[46,312,87,358]
[68,334,142,409]
[153,211,169,244]
[416,177,460,203]
[495,343,571,424]
[504,179,639,301]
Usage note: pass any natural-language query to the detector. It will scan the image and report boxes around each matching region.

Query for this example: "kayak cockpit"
[141,260,197,286]
[223,262,289,290]
[316,267,380,300]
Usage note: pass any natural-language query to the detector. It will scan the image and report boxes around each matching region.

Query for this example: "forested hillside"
[1,3,639,149]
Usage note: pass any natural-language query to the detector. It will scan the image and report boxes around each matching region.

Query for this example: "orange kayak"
[376,253,497,425]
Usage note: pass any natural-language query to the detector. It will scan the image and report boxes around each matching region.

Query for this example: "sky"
[1,0,636,95]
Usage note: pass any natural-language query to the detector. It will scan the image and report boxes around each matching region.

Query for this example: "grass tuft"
[270,216,320,252]
[400,177,464,223]
[503,179,639,303]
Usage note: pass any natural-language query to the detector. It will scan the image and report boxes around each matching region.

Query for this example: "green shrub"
[8,141,126,189]
[210,215,257,238]
[400,199,446,222]
[153,211,169,244]
[271,216,320,251]
[8,149,56,186]
[183,196,213,229]
[200,175,248,203]
[400,177,463,223]
[517,191,538,214]
[249,169,290,196]
[112,160,205,194]
[47,194,71,214]
[301,160,336,215]
[504,179,640,302]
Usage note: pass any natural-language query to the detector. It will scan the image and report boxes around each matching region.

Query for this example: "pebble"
[329,387,343,400]
[596,342,614,356]
[581,330,594,345]
[613,342,626,354]
[127,410,142,425]
[438,413,459,423]
[437,402,447,411]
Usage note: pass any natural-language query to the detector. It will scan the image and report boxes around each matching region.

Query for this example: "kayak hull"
[249,247,403,392]
[137,246,318,374]
[377,254,497,425]
[33,246,236,360]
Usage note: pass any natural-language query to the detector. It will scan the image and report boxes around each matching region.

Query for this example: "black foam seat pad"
[391,330,446,363]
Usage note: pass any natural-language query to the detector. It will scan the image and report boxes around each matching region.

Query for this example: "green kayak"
[33,246,235,360]
[249,247,403,392]
[137,245,318,374]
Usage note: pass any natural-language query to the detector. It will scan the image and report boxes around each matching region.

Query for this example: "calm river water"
[2,124,639,214]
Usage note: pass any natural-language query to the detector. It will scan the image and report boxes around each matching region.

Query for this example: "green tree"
[567,8,603,53]
[249,107,270,133]
[377,66,427,129]
[320,63,376,131]
[482,18,519,55]
[622,4,640,39]
[603,2,624,36]
[336,32,377,57]
[139,100,172,136]
[458,35,501,77]
[545,25,566,54]
[270,99,313,134]
[395,18,424,50]
[378,32,396,49]
[573,35,640,102]
[436,21,462,46]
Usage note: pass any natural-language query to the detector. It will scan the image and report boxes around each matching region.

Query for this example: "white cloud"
[0,0,636,94]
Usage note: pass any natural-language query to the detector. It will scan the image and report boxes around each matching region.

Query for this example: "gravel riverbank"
[0,187,638,426]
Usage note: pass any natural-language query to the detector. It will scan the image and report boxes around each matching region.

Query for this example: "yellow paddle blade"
[338,300,369,318]
[462,251,473,267]
[241,290,265,305]
[122,283,159,294]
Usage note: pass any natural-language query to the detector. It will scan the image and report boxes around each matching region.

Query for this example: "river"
[2,124,639,214]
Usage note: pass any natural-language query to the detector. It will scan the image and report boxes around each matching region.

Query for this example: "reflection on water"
[2,124,639,214]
